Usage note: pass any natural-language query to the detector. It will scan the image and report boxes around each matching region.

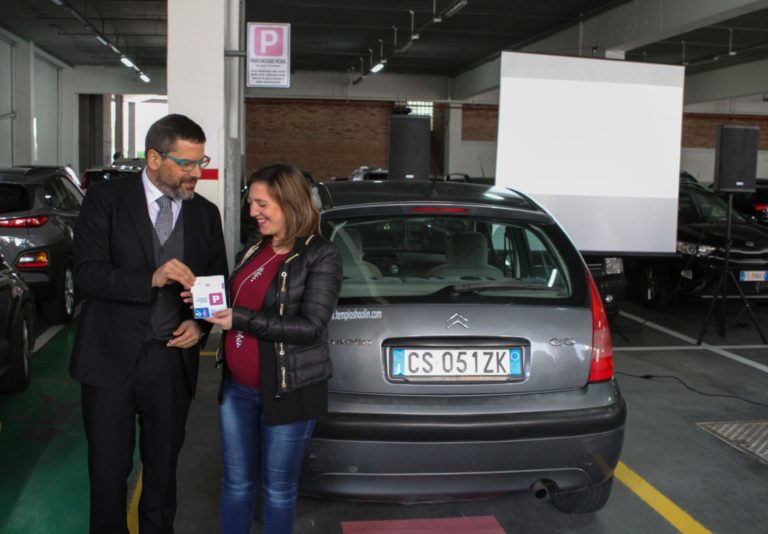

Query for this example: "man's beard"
[156,176,195,201]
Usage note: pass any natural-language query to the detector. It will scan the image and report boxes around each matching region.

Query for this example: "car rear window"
[681,186,747,224]
[0,184,30,214]
[322,214,584,305]
[84,169,132,186]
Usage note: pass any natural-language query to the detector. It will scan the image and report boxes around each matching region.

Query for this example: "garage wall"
[430,100,768,184]
[680,112,768,183]
[245,71,449,102]
[0,36,12,166]
[443,103,498,178]
[33,55,59,164]
[245,98,393,180]
[59,66,166,173]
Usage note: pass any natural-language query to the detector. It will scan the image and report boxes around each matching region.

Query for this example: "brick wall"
[682,113,768,149]
[246,101,768,181]
[245,99,393,181]
[461,104,498,141]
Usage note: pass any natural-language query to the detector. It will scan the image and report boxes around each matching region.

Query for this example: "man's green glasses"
[160,152,211,171]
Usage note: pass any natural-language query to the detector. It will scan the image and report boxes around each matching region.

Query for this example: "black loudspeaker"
[713,124,759,193]
[388,115,430,180]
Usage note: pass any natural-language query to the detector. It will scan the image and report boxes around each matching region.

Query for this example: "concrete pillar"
[101,94,112,165]
[128,101,136,157]
[444,104,462,174]
[78,94,111,170]
[114,94,124,159]
[168,0,240,263]
[167,0,225,207]
[12,40,33,165]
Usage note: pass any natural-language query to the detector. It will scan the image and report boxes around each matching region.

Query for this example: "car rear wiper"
[446,280,562,294]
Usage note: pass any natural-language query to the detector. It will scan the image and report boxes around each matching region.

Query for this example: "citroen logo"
[447,313,469,329]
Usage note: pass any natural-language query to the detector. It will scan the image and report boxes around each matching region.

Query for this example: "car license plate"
[390,348,523,381]
[740,271,768,282]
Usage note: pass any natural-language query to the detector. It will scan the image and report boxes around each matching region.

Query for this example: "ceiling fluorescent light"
[95,34,109,46]
[375,38,387,70]
[139,73,151,83]
[443,0,468,18]
[120,56,135,68]
[50,0,66,6]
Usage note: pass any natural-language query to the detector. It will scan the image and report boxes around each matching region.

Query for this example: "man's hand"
[152,259,196,289]
[204,308,233,331]
[168,319,203,348]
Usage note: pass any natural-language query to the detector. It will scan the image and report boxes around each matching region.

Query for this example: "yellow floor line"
[616,461,711,533]
[127,469,141,534]
[201,351,216,357]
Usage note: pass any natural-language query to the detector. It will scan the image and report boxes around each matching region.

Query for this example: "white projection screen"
[495,52,684,255]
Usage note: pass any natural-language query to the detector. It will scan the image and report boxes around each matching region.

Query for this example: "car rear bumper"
[300,385,626,502]
[679,260,768,298]
[17,271,55,301]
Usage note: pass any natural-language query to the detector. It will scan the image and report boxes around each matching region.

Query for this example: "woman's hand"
[204,308,233,330]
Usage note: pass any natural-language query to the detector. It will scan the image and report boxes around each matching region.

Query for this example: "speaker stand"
[696,193,768,345]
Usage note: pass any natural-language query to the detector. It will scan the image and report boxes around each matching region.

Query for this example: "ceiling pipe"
[432,0,442,23]
[443,0,468,18]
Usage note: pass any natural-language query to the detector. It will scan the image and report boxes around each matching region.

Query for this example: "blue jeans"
[219,375,316,534]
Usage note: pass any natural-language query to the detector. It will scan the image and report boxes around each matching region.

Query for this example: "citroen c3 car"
[300,180,626,513]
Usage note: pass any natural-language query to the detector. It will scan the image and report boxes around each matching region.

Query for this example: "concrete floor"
[2,298,768,533]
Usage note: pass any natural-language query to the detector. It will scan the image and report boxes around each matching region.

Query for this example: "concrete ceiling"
[1,0,768,79]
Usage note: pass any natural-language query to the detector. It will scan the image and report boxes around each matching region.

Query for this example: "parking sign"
[247,23,290,88]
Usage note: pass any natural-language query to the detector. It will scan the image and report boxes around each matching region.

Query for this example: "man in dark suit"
[70,114,228,533]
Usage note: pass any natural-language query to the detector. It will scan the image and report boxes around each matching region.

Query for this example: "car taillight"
[16,250,49,269]
[754,203,768,213]
[409,207,469,213]
[587,268,614,383]
[0,215,49,228]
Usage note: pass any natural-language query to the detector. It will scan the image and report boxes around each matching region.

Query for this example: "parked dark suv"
[299,179,626,513]
[726,178,768,225]
[0,167,83,323]
[0,254,35,393]
[80,161,141,190]
[627,180,768,307]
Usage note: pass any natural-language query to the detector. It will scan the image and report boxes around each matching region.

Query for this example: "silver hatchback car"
[301,180,626,513]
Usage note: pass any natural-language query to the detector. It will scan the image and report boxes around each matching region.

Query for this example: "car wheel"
[44,263,75,324]
[0,312,31,394]
[636,261,669,309]
[550,476,613,514]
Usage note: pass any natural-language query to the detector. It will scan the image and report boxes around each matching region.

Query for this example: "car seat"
[333,228,382,279]
[427,231,503,279]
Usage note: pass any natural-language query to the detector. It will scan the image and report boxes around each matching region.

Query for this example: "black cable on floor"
[616,371,768,409]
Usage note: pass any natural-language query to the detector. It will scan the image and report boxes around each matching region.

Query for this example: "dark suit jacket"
[69,172,228,395]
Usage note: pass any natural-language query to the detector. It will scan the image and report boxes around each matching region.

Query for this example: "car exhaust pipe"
[531,480,550,500]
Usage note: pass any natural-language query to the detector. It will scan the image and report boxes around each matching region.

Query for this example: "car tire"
[636,261,670,309]
[0,311,32,394]
[550,476,614,514]
[43,262,75,324]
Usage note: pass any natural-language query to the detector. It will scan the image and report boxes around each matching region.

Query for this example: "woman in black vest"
[204,164,342,534]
